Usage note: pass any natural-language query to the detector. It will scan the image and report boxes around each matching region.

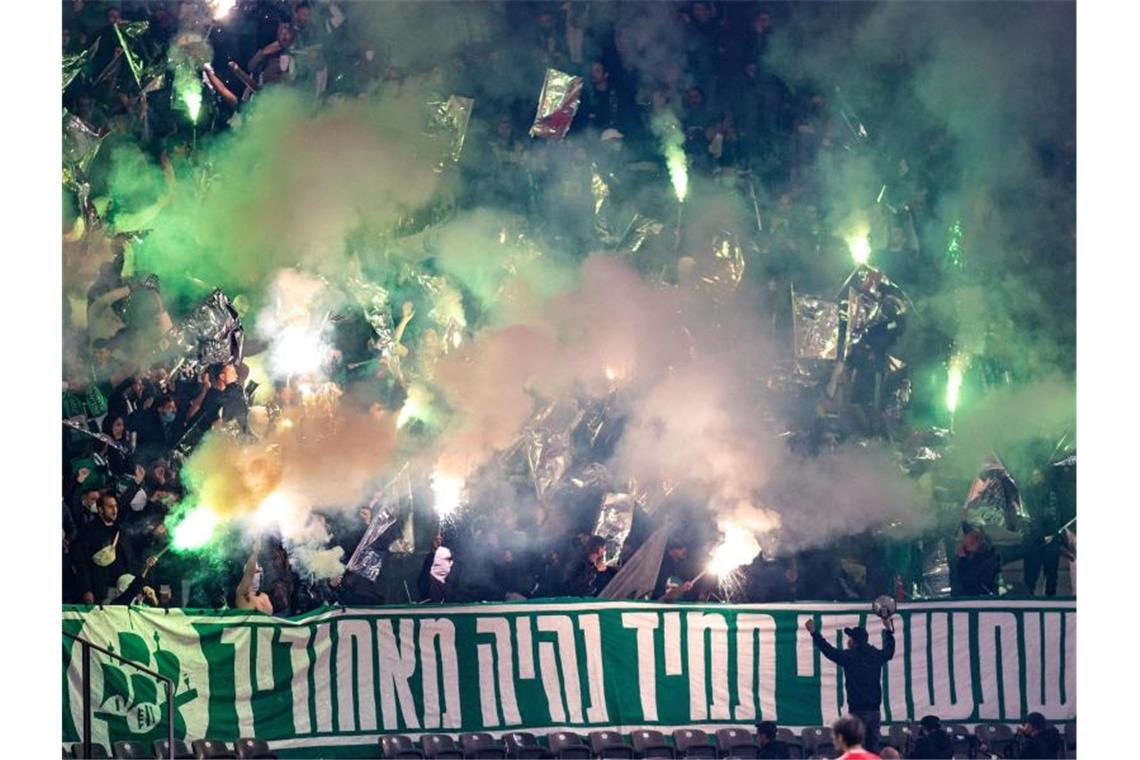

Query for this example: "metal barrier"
[62,630,176,759]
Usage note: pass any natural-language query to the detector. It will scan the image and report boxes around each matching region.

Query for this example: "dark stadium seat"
[70,744,110,759]
[234,738,276,759]
[775,728,805,759]
[586,730,633,759]
[1064,721,1076,751]
[671,729,716,759]
[886,724,916,755]
[974,724,1016,756]
[807,746,839,760]
[629,729,675,758]
[191,740,237,759]
[940,723,974,757]
[420,735,464,759]
[715,728,761,758]
[799,727,832,756]
[501,733,548,759]
[458,733,507,758]
[113,741,154,759]
[152,739,195,759]
[380,736,426,759]
[546,732,590,759]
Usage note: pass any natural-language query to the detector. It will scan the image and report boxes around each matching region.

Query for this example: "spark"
[430,471,465,519]
[708,524,761,579]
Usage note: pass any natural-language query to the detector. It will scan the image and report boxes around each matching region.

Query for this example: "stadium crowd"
[61,0,1075,613]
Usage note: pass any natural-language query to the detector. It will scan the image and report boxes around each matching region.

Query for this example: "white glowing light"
[848,234,871,265]
[708,524,761,578]
[211,0,237,20]
[269,326,333,379]
[666,144,688,202]
[182,87,202,123]
[605,366,617,382]
[172,507,220,551]
[430,471,465,519]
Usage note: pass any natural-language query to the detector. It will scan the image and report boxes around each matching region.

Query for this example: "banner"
[63,599,1075,758]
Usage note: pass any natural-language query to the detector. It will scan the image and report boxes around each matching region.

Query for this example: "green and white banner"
[63,599,1075,757]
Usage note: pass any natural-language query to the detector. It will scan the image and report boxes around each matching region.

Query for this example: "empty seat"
[234,739,276,759]
[940,723,973,757]
[192,740,237,759]
[775,728,805,759]
[974,724,1016,755]
[715,728,761,758]
[420,735,464,759]
[671,729,716,759]
[152,740,195,759]
[1064,722,1076,750]
[807,746,839,760]
[70,743,110,759]
[546,733,589,759]
[800,727,833,755]
[587,731,633,759]
[502,732,547,760]
[886,724,916,755]
[380,736,425,759]
[112,742,154,759]
[629,729,675,759]
[459,733,508,759]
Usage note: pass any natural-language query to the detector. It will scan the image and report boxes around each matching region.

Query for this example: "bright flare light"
[430,471,465,519]
[182,87,202,123]
[269,326,333,379]
[172,507,220,551]
[708,524,761,578]
[666,144,688,202]
[211,0,237,19]
[847,233,871,265]
[946,354,966,413]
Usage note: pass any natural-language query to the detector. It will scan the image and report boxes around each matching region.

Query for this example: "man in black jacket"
[562,535,608,596]
[956,525,1001,596]
[909,715,954,759]
[1014,713,1064,759]
[805,615,896,754]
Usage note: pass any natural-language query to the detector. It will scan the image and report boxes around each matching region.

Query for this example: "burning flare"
[430,471,465,519]
[708,523,761,578]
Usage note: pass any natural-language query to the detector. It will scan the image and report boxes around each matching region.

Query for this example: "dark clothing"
[562,558,601,597]
[853,709,882,755]
[195,384,250,432]
[909,730,954,759]
[756,740,791,759]
[75,519,135,601]
[129,407,187,463]
[811,629,895,712]
[494,560,537,598]
[1015,728,1063,759]
[957,546,1001,596]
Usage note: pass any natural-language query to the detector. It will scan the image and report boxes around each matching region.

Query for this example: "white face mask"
[251,568,263,595]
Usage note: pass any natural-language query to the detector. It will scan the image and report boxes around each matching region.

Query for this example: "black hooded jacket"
[810,628,895,711]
